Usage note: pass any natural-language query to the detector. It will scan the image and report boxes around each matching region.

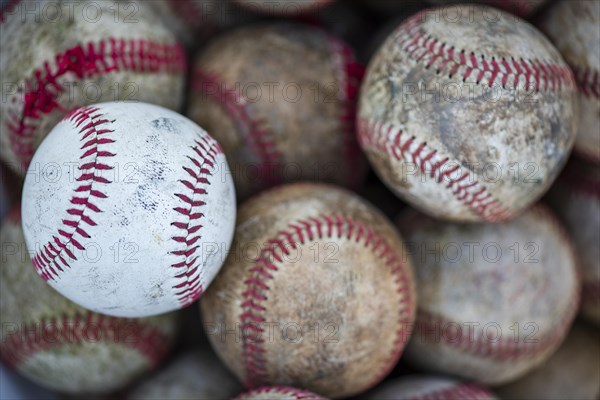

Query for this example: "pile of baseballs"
[0,1,598,399]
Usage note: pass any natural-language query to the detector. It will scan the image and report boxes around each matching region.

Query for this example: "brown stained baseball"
[0,0,186,176]
[230,0,333,15]
[365,375,498,400]
[541,0,600,163]
[0,209,179,394]
[188,23,365,200]
[547,158,600,327]
[496,322,600,400]
[358,5,578,223]
[128,347,242,399]
[235,386,328,400]
[398,205,580,385]
[425,0,548,17]
[200,183,416,398]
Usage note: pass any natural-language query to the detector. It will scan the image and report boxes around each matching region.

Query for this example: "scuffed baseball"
[200,183,416,398]
[0,209,179,394]
[496,322,600,400]
[230,0,333,15]
[541,0,600,163]
[358,5,578,223]
[365,375,497,400]
[547,158,600,327]
[128,347,242,399]
[21,102,236,318]
[236,386,327,400]
[0,0,186,175]
[188,23,365,200]
[398,205,580,385]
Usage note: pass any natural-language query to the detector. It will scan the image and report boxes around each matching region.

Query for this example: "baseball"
[547,158,600,327]
[21,102,236,318]
[398,205,580,385]
[128,347,241,399]
[188,23,365,200]
[496,322,600,399]
[200,183,416,398]
[236,386,327,400]
[0,0,186,175]
[541,0,600,163]
[366,375,497,400]
[358,4,578,223]
[230,0,333,15]
[0,209,179,394]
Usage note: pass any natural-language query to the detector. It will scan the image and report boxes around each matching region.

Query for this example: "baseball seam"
[395,13,576,92]
[31,107,115,282]
[327,34,366,188]
[239,214,414,388]
[413,206,580,362]
[236,386,323,400]
[6,38,186,170]
[0,0,20,23]
[192,69,283,186]
[572,65,600,98]
[170,134,222,307]
[1,311,169,368]
[358,118,513,222]
[414,382,494,400]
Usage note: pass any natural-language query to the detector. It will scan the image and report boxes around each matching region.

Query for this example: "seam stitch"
[236,386,322,400]
[0,0,20,23]
[394,13,575,92]
[413,382,493,400]
[170,134,222,307]
[572,65,600,98]
[358,117,513,222]
[31,107,115,282]
[239,214,414,388]
[192,69,283,186]
[414,206,580,363]
[0,311,170,368]
[327,34,365,188]
[6,38,186,170]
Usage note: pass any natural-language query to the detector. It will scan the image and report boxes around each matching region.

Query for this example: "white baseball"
[21,102,236,318]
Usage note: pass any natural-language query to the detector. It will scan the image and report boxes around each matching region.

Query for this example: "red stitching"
[413,382,495,400]
[411,206,580,363]
[0,311,170,369]
[6,39,186,171]
[572,66,600,98]
[326,34,365,188]
[31,107,115,282]
[192,69,283,186]
[239,214,414,388]
[235,386,324,400]
[395,13,575,92]
[170,134,223,307]
[0,0,21,23]
[358,118,513,222]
